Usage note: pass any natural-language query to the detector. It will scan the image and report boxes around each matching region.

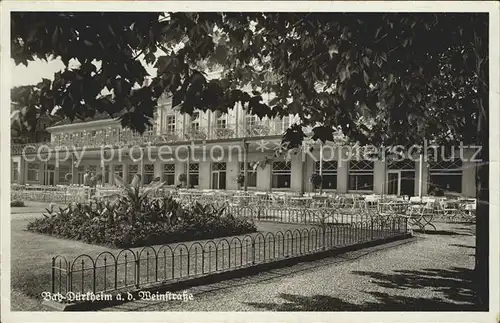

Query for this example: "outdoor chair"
[403,202,437,233]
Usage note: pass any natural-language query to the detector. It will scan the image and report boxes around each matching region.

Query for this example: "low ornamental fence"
[50,217,409,303]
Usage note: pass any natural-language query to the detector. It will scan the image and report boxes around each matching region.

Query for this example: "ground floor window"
[348,160,374,191]
[143,164,155,185]
[104,165,110,184]
[163,163,175,185]
[128,164,138,183]
[27,163,40,182]
[44,164,56,186]
[315,160,337,189]
[88,165,97,174]
[211,162,227,189]
[77,165,85,184]
[113,164,123,182]
[189,163,199,187]
[388,158,415,170]
[239,162,257,187]
[58,165,71,184]
[12,161,19,182]
[272,161,291,189]
[429,159,462,194]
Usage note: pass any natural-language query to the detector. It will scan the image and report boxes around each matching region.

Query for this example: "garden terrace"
[49,217,409,306]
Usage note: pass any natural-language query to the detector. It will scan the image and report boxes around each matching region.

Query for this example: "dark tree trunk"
[475,96,489,310]
[474,18,489,308]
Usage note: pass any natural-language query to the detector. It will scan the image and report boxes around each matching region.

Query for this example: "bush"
[27,197,257,248]
[11,200,25,207]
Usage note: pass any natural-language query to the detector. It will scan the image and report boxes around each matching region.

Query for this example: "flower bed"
[27,196,257,248]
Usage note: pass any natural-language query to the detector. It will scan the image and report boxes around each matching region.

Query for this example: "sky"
[11,57,158,87]
[10,41,190,87]
[11,59,67,87]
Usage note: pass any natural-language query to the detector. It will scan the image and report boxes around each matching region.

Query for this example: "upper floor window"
[275,116,290,134]
[191,112,200,130]
[166,115,176,134]
[214,111,227,129]
[216,118,227,129]
[246,115,258,129]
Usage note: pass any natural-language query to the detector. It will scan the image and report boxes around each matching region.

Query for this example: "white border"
[1,2,499,322]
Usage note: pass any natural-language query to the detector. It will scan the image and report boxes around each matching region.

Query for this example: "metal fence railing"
[227,206,374,225]
[50,217,409,303]
[11,185,93,203]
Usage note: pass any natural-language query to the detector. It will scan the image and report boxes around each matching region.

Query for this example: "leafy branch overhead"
[11,12,486,146]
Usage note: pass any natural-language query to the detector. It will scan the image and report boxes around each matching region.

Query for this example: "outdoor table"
[376,201,407,221]
[464,203,476,210]
[311,195,330,207]
[289,196,313,206]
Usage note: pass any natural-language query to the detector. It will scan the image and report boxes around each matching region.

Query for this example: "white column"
[122,162,129,184]
[71,154,76,185]
[243,141,248,191]
[337,160,349,193]
[291,153,304,193]
[373,160,386,194]
[418,153,424,199]
[19,156,26,185]
[140,148,145,186]
[235,104,239,137]
[186,146,191,187]
[319,143,323,194]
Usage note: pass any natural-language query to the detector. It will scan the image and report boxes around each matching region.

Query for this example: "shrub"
[11,200,25,207]
[27,195,256,248]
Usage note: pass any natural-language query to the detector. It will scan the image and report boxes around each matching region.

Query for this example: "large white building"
[10,91,478,197]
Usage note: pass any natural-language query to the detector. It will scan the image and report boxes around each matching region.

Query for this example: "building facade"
[10,95,478,197]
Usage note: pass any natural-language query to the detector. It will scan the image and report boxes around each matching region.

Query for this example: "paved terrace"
[103,222,476,311]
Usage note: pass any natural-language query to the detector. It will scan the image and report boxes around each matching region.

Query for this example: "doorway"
[386,170,415,196]
[211,162,227,189]
[44,165,56,186]
[387,170,400,195]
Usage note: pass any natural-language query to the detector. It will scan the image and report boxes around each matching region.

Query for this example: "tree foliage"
[11,12,486,147]
[11,85,62,143]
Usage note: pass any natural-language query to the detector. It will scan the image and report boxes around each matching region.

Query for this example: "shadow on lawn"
[244,267,480,311]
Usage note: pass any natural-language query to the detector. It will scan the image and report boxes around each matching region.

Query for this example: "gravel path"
[104,222,476,311]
